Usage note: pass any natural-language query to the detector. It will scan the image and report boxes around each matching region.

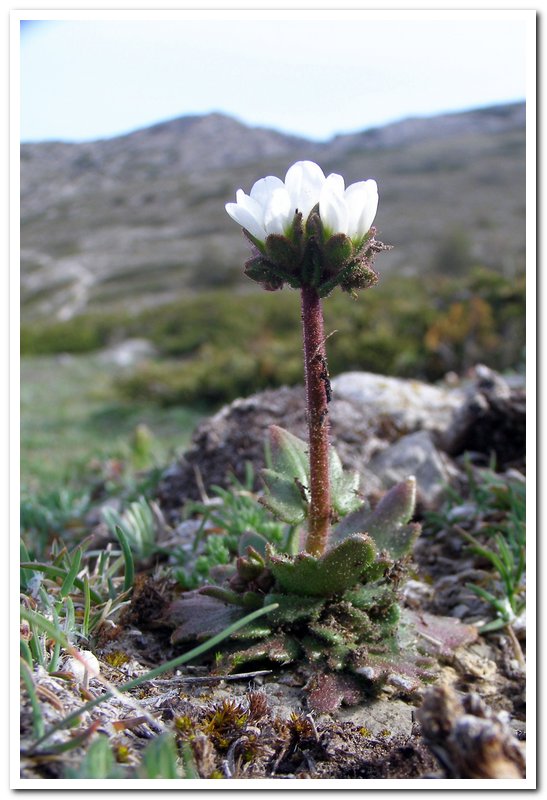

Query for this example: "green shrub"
[116,342,303,407]
[21,269,525,408]
[20,312,127,355]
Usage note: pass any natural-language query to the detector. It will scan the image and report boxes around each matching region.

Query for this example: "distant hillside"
[20,102,525,321]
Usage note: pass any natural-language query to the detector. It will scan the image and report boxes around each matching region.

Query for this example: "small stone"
[368,431,456,508]
[336,697,415,738]
[401,579,434,610]
[66,650,101,682]
[451,603,471,619]
[446,503,479,523]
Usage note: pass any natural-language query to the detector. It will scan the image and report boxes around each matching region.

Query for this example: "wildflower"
[226,160,387,296]
[225,160,326,243]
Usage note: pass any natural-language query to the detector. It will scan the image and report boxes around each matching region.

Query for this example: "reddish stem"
[300,284,332,556]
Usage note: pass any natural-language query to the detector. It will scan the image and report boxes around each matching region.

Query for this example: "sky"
[19,11,530,144]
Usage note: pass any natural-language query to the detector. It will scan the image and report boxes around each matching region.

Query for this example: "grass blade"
[20,540,34,591]
[180,740,200,779]
[113,525,135,592]
[48,608,62,673]
[21,607,69,649]
[20,562,103,604]
[64,596,75,636]
[20,638,33,668]
[64,734,118,778]
[138,734,180,778]
[82,575,91,639]
[20,659,45,739]
[60,547,82,598]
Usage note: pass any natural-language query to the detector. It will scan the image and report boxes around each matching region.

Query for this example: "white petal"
[285,160,326,219]
[319,180,348,235]
[235,189,266,225]
[250,175,285,207]
[345,179,378,238]
[325,173,345,197]
[263,187,293,235]
[225,202,267,241]
[344,182,369,234]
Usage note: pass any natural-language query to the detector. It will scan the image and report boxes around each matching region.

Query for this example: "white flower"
[320,174,378,243]
[226,160,326,242]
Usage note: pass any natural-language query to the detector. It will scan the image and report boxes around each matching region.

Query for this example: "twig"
[193,465,209,504]
[147,669,272,686]
[506,624,526,670]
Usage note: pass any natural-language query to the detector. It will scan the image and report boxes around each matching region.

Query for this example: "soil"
[20,367,527,782]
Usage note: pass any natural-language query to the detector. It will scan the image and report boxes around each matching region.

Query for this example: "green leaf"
[67,736,119,779]
[263,426,364,523]
[478,618,511,633]
[199,585,263,610]
[329,448,362,516]
[113,525,135,593]
[224,634,301,669]
[139,734,180,779]
[259,494,306,525]
[238,530,269,557]
[180,741,200,779]
[20,659,45,739]
[267,534,377,597]
[244,254,288,289]
[20,540,34,591]
[263,592,325,625]
[333,477,419,558]
[60,547,82,598]
[260,468,307,524]
[268,425,309,484]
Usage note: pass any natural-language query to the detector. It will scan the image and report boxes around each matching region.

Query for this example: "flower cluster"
[225,160,389,296]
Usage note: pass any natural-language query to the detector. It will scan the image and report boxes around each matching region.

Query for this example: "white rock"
[331,371,465,432]
[66,650,101,682]
[368,430,456,507]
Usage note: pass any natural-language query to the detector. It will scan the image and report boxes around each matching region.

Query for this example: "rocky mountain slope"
[20,102,525,321]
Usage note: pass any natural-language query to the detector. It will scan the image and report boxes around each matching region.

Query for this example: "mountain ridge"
[20,101,526,321]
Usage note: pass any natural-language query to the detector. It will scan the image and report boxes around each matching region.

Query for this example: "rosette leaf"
[266,534,378,597]
[333,477,420,560]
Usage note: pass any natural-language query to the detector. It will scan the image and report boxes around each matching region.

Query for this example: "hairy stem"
[301,284,332,556]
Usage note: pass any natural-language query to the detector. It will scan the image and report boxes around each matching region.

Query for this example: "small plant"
[176,468,288,589]
[164,162,478,711]
[225,161,388,556]
[103,496,158,560]
[188,465,287,553]
[20,535,134,674]
[21,488,91,559]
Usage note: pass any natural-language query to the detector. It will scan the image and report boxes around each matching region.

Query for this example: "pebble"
[66,650,101,682]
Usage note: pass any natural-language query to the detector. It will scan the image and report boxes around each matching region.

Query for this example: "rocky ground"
[20,365,527,781]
